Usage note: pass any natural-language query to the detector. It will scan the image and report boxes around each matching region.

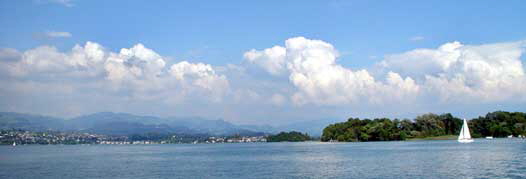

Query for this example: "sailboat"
[12,141,16,146]
[458,118,474,143]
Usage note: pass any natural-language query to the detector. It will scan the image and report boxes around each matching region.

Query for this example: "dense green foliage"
[267,131,311,142]
[470,111,526,138]
[321,111,526,142]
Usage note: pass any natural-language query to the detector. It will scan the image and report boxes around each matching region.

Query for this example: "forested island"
[321,111,526,142]
[267,131,311,142]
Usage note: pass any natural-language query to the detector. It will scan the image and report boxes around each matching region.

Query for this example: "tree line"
[267,131,311,142]
[321,111,526,142]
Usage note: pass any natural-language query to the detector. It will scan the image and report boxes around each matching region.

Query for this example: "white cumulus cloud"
[380,40,526,103]
[244,46,287,75]
[244,37,526,106]
[245,37,420,106]
[0,42,230,103]
[1,36,525,121]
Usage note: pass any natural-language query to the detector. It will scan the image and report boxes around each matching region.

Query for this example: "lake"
[1,139,525,179]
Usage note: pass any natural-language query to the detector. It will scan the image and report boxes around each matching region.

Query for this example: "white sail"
[463,119,471,139]
[458,123,465,140]
[458,119,473,143]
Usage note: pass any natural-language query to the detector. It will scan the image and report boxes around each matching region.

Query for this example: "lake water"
[1,139,525,179]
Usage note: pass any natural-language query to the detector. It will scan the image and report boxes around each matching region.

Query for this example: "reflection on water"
[0,139,524,179]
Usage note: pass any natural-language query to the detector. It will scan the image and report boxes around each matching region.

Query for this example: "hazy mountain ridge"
[0,112,265,136]
[0,112,336,136]
[276,118,345,137]
[163,117,262,136]
[0,112,65,131]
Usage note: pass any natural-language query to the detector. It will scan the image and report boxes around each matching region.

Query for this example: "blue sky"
[0,0,525,124]
[3,0,524,67]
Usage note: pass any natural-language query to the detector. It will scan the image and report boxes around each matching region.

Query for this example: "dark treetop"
[267,131,311,142]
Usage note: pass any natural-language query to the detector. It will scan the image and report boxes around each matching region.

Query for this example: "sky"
[0,0,525,125]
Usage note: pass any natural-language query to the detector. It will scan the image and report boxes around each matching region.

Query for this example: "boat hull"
[458,139,474,143]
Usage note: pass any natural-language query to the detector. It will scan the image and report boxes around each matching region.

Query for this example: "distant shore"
[321,111,526,142]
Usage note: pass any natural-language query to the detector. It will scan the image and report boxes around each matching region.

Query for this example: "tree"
[321,111,526,142]
[267,131,311,142]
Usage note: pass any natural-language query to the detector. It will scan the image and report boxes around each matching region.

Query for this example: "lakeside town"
[0,129,268,145]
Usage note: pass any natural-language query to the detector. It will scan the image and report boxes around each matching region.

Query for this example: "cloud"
[1,42,106,77]
[45,31,72,38]
[36,0,74,7]
[379,41,463,79]
[33,31,72,40]
[244,37,420,106]
[409,36,425,41]
[245,37,526,107]
[0,48,21,61]
[270,94,286,106]
[380,40,526,103]
[0,42,230,104]
[233,89,261,104]
[170,61,229,101]
[104,43,166,89]
[1,36,525,122]
[244,46,287,76]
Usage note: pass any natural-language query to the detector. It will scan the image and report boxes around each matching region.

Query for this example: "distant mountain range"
[240,118,345,137]
[0,112,343,136]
